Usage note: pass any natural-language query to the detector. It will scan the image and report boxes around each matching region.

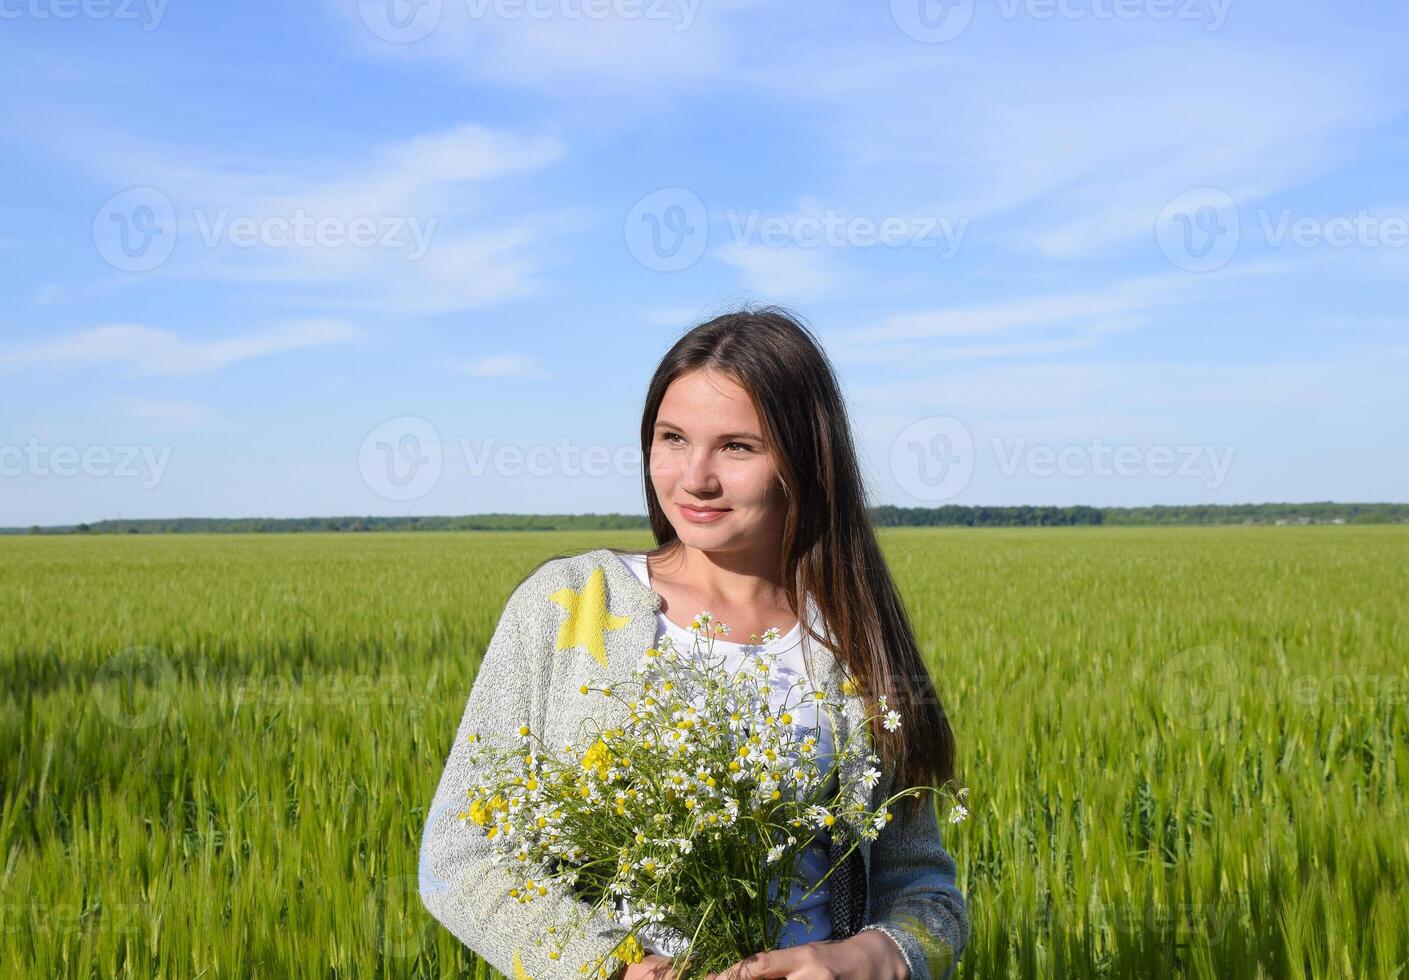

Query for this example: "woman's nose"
[681,448,719,490]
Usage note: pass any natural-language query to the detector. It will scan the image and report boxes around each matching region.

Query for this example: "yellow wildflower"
[581,738,614,780]
[620,934,645,964]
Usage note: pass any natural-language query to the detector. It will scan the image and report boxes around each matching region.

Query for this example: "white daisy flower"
[949,804,969,824]
[882,710,902,732]
[766,844,785,864]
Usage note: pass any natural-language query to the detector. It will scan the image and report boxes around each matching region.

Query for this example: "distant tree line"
[1098,501,1409,525]
[7,501,1407,535]
[11,513,650,535]
[870,505,1105,526]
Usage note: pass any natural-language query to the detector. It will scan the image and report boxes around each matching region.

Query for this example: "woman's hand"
[711,933,909,980]
[623,953,723,980]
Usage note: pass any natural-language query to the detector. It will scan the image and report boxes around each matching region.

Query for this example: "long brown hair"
[606,304,959,823]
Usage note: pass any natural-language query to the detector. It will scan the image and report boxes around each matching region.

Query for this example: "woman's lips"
[679,504,730,523]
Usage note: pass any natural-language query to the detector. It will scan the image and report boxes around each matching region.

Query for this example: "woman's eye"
[659,432,750,453]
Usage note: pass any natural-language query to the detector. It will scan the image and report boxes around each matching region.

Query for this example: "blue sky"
[1,0,1406,525]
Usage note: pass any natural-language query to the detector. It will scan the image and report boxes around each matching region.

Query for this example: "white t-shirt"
[614,551,838,952]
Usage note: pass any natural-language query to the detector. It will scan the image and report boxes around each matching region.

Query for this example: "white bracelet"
[857,923,916,980]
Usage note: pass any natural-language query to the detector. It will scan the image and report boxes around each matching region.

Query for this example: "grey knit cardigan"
[418,548,968,980]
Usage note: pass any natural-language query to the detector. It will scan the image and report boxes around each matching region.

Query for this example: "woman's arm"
[418,579,640,980]
[860,790,969,980]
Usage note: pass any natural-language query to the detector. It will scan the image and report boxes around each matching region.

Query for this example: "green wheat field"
[3,527,1406,979]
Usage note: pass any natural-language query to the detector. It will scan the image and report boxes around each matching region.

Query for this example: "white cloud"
[0,319,362,376]
[45,119,571,314]
[821,259,1303,366]
[121,398,217,428]
[850,353,1407,417]
[740,38,1404,260]
[843,275,1183,343]
[326,0,749,101]
[642,306,709,329]
[713,242,843,302]
[457,353,552,378]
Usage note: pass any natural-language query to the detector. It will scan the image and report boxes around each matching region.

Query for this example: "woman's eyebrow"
[654,419,762,441]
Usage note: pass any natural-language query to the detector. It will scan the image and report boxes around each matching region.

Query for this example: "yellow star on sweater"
[550,566,630,668]
[513,947,534,980]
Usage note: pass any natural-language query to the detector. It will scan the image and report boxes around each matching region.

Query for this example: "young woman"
[420,306,968,980]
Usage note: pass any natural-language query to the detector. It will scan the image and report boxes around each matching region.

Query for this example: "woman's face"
[649,368,788,553]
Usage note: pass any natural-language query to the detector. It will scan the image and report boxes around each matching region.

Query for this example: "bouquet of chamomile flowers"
[458,612,967,980]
